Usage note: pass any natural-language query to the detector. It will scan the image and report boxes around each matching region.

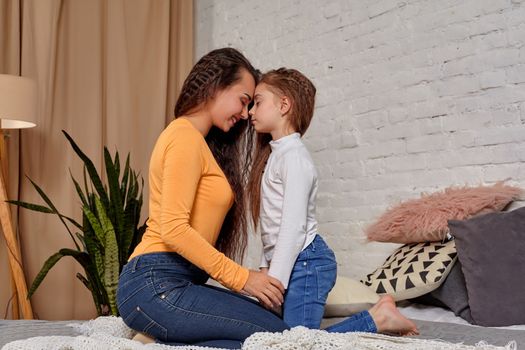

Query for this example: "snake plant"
[9,130,146,316]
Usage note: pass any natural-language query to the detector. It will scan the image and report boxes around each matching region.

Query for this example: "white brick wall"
[195,0,525,280]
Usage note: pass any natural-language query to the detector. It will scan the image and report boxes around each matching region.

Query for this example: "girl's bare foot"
[368,295,419,336]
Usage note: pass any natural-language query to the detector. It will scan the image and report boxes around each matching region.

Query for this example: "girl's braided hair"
[247,68,316,228]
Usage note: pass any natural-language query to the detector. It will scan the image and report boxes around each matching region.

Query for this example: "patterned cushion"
[361,239,457,301]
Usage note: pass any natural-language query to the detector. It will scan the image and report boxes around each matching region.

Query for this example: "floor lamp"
[0,74,37,319]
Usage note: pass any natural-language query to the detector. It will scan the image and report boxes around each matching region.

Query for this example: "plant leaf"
[60,214,82,230]
[104,147,125,247]
[75,272,103,315]
[114,151,120,177]
[70,169,88,207]
[6,200,54,213]
[62,130,109,210]
[28,248,89,298]
[95,197,119,315]
[22,177,81,250]
[76,272,92,292]
[82,204,105,247]
[120,154,130,199]
[83,225,104,279]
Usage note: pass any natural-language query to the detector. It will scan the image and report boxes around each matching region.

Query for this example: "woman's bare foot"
[368,295,419,336]
[132,332,155,344]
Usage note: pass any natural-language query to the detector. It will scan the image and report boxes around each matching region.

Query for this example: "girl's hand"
[242,270,284,309]
[260,267,269,274]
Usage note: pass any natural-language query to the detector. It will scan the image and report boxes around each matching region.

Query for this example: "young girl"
[247,68,419,335]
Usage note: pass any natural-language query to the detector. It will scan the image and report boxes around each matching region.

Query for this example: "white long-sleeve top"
[259,133,319,288]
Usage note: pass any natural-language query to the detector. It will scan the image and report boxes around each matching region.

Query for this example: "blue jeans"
[284,235,377,333]
[116,252,288,349]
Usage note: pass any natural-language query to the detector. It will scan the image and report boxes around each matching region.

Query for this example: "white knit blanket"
[1,316,517,350]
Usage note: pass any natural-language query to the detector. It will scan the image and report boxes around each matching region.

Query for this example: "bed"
[3,192,523,349]
[1,303,523,349]
[319,302,525,348]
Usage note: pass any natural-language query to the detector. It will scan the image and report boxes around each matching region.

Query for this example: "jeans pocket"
[117,271,151,310]
[315,263,337,302]
[152,274,192,307]
[117,269,146,294]
[123,305,168,342]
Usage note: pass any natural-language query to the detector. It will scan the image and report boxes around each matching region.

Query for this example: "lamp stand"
[0,130,33,319]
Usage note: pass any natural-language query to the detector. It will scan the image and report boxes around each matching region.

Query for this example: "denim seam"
[315,263,337,301]
[130,255,140,272]
[128,304,168,341]
[118,268,152,290]
[142,311,167,340]
[117,268,154,307]
[302,249,311,325]
[364,311,378,333]
[117,281,152,308]
[159,300,271,333]
[130,253,203,271]
[149,275,271,333]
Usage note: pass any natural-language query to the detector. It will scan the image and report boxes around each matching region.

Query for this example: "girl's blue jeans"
[284,234,378,333]
[116,252,288,349]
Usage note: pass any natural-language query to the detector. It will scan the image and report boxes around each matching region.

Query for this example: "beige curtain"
[0,0,193,320]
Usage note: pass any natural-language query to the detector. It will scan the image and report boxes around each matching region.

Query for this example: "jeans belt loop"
[131,255,141,272]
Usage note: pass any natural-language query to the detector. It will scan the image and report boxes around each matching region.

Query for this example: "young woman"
[116,48,289,349]
[247,67,419,336]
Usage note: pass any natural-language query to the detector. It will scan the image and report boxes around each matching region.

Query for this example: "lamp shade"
[0,74,37,129]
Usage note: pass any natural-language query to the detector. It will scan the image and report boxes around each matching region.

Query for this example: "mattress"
[1,304,524,349]
[322,303,525,348]
[0,319,82,348]
[398,302,525,331]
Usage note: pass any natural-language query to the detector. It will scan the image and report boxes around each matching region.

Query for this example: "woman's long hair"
[247,68,317,228]
[174,48,258,263]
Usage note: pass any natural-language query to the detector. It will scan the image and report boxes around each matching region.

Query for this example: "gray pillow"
[449,207,525,327]
[411,260,473,324]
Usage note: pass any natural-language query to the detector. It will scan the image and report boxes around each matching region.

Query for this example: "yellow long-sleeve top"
[129,117,250,291]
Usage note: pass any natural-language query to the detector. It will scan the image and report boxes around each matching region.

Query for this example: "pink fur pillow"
[366,182,523,243]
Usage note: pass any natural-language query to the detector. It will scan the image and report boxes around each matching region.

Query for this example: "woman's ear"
[280,96,291,116]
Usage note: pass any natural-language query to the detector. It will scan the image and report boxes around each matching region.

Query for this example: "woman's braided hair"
[174,48,259,263]
[175,48,256,117]
[247,68,317,228]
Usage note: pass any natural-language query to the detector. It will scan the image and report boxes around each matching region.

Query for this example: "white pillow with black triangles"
[360,239,457,301]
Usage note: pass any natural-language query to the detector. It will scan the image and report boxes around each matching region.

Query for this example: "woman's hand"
[242,270,285,310]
